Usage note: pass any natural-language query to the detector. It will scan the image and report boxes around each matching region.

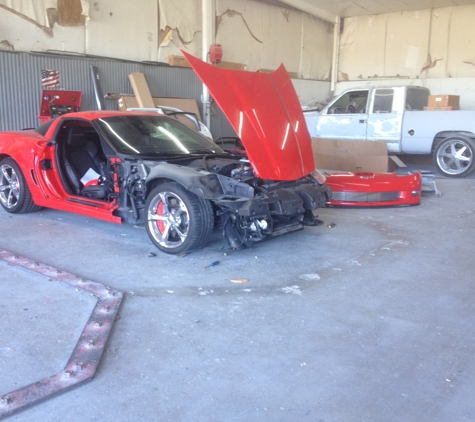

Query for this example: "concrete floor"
[1,164,475,421]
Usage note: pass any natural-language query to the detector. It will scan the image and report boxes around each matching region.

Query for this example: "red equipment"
[209,44,223,64]
[38,90,82,124]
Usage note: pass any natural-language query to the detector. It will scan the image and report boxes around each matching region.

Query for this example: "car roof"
[62,110,163,119]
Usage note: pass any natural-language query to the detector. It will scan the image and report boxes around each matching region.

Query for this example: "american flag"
[41,69,60,87]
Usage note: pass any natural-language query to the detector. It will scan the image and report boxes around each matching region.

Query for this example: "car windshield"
[95,115,224,156]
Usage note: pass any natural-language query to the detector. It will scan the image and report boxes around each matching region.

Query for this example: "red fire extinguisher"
[209,44,223,64]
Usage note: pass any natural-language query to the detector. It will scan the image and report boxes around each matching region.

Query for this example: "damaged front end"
[116,156,331,250]
[214,175,331,248]
[92,50,335,254]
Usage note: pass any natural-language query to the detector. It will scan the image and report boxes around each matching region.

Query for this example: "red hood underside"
[182,51,315,181]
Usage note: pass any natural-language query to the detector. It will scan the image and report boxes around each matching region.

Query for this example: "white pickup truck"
[304,86,475,177]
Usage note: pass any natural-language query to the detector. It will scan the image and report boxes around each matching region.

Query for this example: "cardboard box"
[423,106,459,111]
[168,55,192,68]
[122,70,202,120]
[117,96,202,121]
[216,61,246,71]
[258,68,299,79]
[311,138,401,173]
[128,72,155,108]
[428,95,460,108]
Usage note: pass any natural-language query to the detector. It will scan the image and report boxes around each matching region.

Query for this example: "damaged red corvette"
[0,55,332,254]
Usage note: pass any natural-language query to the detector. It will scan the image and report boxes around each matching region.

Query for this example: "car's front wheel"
[145,182,214,254]
[433,135,475,177]
[0,157,41,213]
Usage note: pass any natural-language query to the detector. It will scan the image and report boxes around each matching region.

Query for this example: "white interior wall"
[0,0,159,61]
[87,0,159,62]
[339,11,433,79]
[156,0,203,61]
[155,0,333,91]
[336,4,475,108]
[339,5,475,80]
[0,0,58,28]
[2,1,475,108]
[211,0,332,79]
[0,0,333,81]
[0,0,86,53]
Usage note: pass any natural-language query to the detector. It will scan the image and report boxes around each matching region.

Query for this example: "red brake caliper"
[156,201,165,234]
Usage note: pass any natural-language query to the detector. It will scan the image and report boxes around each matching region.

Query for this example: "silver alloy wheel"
[436,138,473,176]
[0,163,20,209]
[147,190,190,249]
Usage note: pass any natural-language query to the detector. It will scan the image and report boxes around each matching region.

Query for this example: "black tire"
[145,182,214,254]
[0,157,41,214]
[433,135,475,177]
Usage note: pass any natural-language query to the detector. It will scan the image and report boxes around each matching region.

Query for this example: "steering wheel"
[345,104,356,114]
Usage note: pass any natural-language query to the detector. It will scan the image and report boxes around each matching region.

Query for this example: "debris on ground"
[229,278,249,283]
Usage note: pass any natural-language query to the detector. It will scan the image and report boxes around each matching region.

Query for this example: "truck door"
[315,89,369,140]
[366,88,404,153]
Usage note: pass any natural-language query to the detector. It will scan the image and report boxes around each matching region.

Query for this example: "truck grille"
[332,191,401,203]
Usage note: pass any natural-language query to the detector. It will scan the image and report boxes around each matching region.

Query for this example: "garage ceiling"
[277,0,475,21]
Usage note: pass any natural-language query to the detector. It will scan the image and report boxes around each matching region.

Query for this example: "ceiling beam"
[277,0,337,22]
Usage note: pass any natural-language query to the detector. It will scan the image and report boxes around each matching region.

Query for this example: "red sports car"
[0,55,332,255]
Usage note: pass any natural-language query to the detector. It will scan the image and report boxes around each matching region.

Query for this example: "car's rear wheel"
[145,182,214,254]
[433,135,475,177]
[0,157,41,213]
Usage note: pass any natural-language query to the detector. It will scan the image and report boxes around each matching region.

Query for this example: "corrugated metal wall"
[0,50,234,137]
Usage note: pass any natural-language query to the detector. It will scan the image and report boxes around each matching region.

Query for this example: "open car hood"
[183,51,315,181]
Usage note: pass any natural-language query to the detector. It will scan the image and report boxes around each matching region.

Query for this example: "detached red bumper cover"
[324,171,422,207]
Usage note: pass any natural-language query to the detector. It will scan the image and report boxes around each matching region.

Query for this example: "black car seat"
[63,126,112,199]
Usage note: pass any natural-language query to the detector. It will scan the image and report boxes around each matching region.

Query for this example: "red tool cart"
[38,90,82,124]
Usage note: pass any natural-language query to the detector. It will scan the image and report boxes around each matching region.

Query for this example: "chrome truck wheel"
[434,136,475,177]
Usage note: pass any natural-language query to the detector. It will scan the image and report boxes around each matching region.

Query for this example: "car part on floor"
[325,171,422,207]
[416,171,441,196]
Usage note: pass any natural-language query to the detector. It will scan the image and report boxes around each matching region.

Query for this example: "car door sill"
[67,197,107,207]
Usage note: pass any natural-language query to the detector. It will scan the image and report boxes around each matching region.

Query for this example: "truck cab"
[305,86,430,153]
